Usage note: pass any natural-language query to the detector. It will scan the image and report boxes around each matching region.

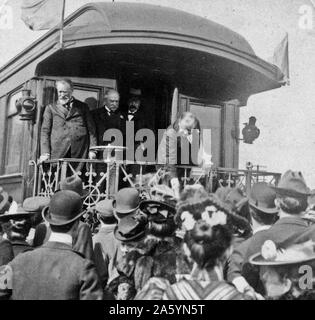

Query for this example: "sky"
[1,0,315,187]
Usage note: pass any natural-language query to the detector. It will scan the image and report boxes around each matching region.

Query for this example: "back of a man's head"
[277,195,308,215]
[249,206,278,226]
[50,220,78,235]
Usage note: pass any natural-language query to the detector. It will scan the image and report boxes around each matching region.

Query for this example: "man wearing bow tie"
[40,79,97,167]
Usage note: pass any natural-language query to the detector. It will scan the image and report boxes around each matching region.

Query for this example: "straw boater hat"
[59,175,89,199]
[250,239,315,266]
[248,182,278,214]
[42,190,85,226]
[0,202,35,223]
[272,170,311,198]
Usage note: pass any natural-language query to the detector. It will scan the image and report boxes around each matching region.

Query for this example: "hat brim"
[271,186,310,198]
[249,252,315,266]
[140,200,176,215]
[114,226,146,242]
[42,206,85,226]
[0,212,35,222]
[113,204,140,215]
[248,200,279,214]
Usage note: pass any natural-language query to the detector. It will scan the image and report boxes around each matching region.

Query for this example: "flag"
[21,0,64,31]
[272,33,290,85]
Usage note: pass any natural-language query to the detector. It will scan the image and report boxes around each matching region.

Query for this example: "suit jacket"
[264,216,309,246]
[124,109,150,134]
[41,98,97,160]
[11,240,33,258]
[33,222,95,262]
[93,225,121,288]
[9,242,103,300]
[91,108,125,149]
[227,229,271,294]
[0,238,14,266]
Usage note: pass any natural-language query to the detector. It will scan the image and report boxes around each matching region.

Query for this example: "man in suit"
[91,89,125,194]
[91,89,125,149]
[93,200,121,288]
[124,88,151,177]
[264,171,310,245]
[40,79,97,167]
[227,182,279,296]
[0,191,103,300]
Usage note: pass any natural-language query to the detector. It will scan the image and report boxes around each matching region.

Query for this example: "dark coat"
[0,238,14,266]
[11,240,33,257]
[91,108,125,149]
[264,216,309,246]
[9,242,103,300]
[33,222,95,262]
[41,98,97,160]
[227,229,271,294]
[124,109,150,135]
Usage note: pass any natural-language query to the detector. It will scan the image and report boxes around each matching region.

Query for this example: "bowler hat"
[59,175,89,199]
[95,199,117,224]
[113,188,140,216]
[42,190,84,226]
[272,170,310,198]
[0,187,10,215]
[250,240,315,266]
[0,202,35,222]
[248,182,278,214]
[114,213,147,242]
[23,196,50,213]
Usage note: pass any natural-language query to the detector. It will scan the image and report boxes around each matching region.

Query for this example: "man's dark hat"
[114,213,147,242]
[23,196,50,214]
[272,170,310,198]
[248,182,278,214]
[59,175,89,199]
[0,187,10,215]
[129,88,142,96]
[113,188,140,216]
[42,190,84,226]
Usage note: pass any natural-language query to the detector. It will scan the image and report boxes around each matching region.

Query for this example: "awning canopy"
[0,2,285,103]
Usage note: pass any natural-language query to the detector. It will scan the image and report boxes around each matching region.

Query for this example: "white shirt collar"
[253,225,271,235]
[48,232,72,245]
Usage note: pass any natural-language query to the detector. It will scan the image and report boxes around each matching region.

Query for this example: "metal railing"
[30,158,281,208]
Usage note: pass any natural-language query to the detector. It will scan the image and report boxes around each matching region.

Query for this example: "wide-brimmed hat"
[272,170,310,198]
[23,196,50,214]
[113,188,140,216]
[140,200,176,223]
[0,202,35,222]
[59,175,89,199]
[95,199,117,224]
[114,213,148,242]
[248,182,278,214]
[249,240,315,266]
[0,187,10,215]
[42,190,84,226]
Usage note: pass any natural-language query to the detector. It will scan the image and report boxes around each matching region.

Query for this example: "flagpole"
[59,0,66,49]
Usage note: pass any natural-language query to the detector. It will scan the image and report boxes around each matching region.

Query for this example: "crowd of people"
[1,169,315,300]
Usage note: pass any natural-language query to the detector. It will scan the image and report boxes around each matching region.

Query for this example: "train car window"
[4,91,26,174]
[73,87,100,111]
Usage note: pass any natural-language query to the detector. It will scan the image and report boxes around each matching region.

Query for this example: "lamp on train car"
[242,116,260,144]
[15,89,37,122]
